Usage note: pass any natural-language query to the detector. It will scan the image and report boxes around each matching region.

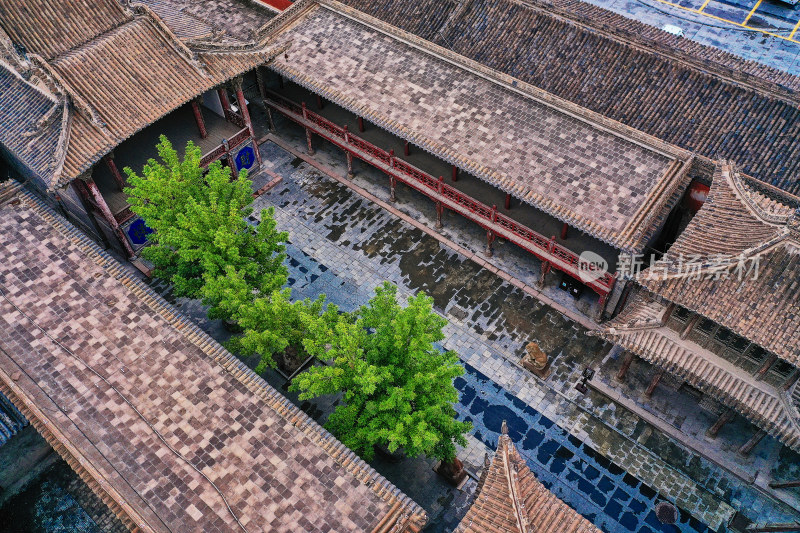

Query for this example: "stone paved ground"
[241,128,800,530]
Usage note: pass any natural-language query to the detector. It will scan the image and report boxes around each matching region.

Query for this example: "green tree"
[124,135,288,317]
[291,282,471,462]
[208,267,340,373]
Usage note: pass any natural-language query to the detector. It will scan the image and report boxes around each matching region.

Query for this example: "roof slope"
[599,295,800,451]
[140,0,277,43]
[455,422,601,533]
[340,0,800,196]
[0,0,128,60]
[640,162,800,365]
[0,180,426,532]
[267,1,692,252]
[0,62,65,189]
[0,0,284,190]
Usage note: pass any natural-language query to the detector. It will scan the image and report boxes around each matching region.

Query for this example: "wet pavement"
[247,144,719,531]
[246,129,800,530]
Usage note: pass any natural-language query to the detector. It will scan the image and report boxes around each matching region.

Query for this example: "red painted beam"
[256,0,292,10]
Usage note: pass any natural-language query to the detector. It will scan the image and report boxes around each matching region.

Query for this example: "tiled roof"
[455,422,601,533]
[599,295,800,451]
[0,0,128,60]
[267,1,692,252]
[339,0,800,196]
[639,162,800,366]
[0,179,427,532]
[0,62,65,189]
[0,0,284,190]
[139,0,276,44]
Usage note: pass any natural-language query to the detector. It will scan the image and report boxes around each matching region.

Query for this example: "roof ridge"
[723,161,793,226]
[130,3,207,68]
[499,428,531,533]
[7,181,427,530]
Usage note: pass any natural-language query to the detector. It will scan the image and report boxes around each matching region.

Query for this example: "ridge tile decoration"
[0,0,283,190]
[340,0,800,196]
[640,162,800,366]
[0,180,426,533]
[454,422,601,533]
[268,3,690,252]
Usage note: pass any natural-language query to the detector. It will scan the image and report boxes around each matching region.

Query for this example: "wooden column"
[560,222,568,240]
[615,351,636,381]
[315,94,324,109]
[504,193,511,210]
[190,99,208,139]
[266,107,276,131]
[596,293,608,321]
[343,125,354,179]
[680,314,701,339]
[404,141,410,156]
[217,87,232,115]
[234,78,261,165]
[302,102,314,155]
[706,408,735,439]
[485,230,495,258]
[255,67,267,100]
[436,176,444,229]
[738,429,766,456]
[660,302,676,327]
[277,74,284,89]
[223,139,238,179]
[357,117,365,132]
[451,165,458,182]
[389,176,397,202]
[71,181,111,249]
[538,261,551,287]
[346,153,354,178]
[644,369,664,398]
[755,353,778,381]
[103,154,125,191]
[84,178,135,257]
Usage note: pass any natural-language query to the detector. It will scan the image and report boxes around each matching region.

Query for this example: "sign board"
[235,145,256,171]
[125,217,154,247]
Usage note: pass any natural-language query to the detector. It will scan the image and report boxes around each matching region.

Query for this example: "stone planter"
[435,457,467,487]
[374,444,406,463]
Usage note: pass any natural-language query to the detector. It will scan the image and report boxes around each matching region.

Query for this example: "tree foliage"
[124,135,288,318]
[291,282,471,462]
[209,267,339,374]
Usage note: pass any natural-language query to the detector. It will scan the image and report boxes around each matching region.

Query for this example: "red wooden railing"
[265,94,616,296]
[199,127,251,168]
